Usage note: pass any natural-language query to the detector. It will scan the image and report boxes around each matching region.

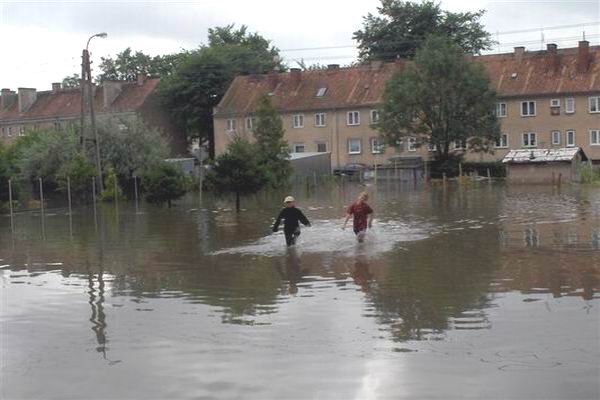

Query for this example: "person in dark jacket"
[273,196,311,246]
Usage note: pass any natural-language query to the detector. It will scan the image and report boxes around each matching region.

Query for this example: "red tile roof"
[0,78,160,122]
[215,45,600,115]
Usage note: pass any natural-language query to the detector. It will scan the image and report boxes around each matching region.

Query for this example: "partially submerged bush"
[142,162,188,207]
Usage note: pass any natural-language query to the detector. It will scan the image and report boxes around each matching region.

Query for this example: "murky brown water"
[1,182,599,399]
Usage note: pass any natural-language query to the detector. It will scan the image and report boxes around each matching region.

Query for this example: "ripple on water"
[210,218,435,258]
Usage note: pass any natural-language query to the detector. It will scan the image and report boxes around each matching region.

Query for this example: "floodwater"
[1,182,599,400]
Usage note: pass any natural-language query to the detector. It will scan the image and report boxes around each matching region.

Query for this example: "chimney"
[514,46,525,63]
[17,88,37,113]
[290,68,302,87]
[102,81,123,109]
[1,88,16,110]
[327,64,340,70]
[136,73,147,86]
[52,82,61,93]
[545,43,559,72]
[267,70,279,89]
[577,40,590,73]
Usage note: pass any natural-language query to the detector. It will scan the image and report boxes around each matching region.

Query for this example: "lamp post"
[81,32,107,194]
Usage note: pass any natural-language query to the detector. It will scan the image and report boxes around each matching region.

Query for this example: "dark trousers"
[284,228,301,246]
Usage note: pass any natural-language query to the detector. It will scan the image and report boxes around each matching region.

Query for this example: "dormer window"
[316,87,327,97]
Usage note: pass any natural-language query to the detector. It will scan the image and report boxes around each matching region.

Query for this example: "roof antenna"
[583,30,586,41]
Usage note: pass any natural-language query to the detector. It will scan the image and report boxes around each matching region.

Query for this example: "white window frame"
[495,133,509,148]
[316,141,327,153]
[293,143,305,153]
[566,130,575,147]
[293,114,304,128]
[347,111,360,126]
[19,126,25,136]
[245,116,255,131]
[590,129,600,146]
[226,118,236,132]
[316,87,327,97]
[551,130,561,145]
[427,143,437,152]
[454,139,466,150]
[565,97,575,114]
[522,132,537,148]
[408,137,417,152]
[370,109,380,124]
[589,96,600,113]
[348,138,362,154]
[0,127,4,136]
[370,137,385,154]
[495,102,507,117]
[314,113,326,127]
[7,127,12,137]
[550,98,560,108]
[520,101,536,117]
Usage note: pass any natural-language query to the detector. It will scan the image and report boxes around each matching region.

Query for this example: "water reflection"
[1,183,599,399]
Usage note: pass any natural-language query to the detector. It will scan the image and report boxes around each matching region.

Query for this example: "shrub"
[142,162,188,207]
[99,167,123,202]
[57,152,96,203]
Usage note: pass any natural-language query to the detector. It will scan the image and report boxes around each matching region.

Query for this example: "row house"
[214,41,599,168]
[0,76,186,154]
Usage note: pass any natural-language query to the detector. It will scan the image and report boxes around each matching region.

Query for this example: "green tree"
[0,142,10,204]
[142,162,188,207]
[354,0,493,61]
[99,166,123,202]
[96,116,170,181]
[97,48,185,82]
[57,152,96,202]
[253,95,291,188]
[159,24,282,156]
[16,127,78,191]
[378,35,500,165]
[61,73,81,88]
[206,137,267,211]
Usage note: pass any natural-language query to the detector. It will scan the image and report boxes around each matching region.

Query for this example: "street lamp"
[81,32,108,193]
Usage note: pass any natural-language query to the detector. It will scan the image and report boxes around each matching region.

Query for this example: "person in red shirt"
[342,191,374,242]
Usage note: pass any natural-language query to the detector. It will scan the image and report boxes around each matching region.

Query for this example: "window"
[19,126,25,136]
[118,123,128,131]
[7,127,12,137]
[551,130,561,145]
[315,87,327,97]
[53,121,61,130]
[495,134,509,148]
[454,139,466,150]
[245,116,255,131]
[522,132,537,147]
[293,143,305,153]
[226,118,236,132]
[566,130,575,147]
[314,113,326,127]
[565,97,575,114]
[427,143,437,152]
[550,99,560,107]
[316,142,327,152]
[495,102,507,117]
[589,96,600,113]
[348,139,361,154]
[370,109,380,124]
[370,137,385,154]
[1,127,5,136]
[590,129,600,146]
[521,101,536,116]
[408,137,416,152]
[293,114,304,128]
[347,111,360,126]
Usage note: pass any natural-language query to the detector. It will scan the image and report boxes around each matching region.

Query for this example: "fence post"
[39,177,44,215]
[67,176,72,215]
[459,162,463,177]
[443,172,447,187]
[313,171,317,187]
[133,175,139,207]
[92,176,98,231]
[487,168,491,180]
[114,176,118,209]
[8,178,14,233]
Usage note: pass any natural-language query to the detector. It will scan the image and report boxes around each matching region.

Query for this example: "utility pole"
[81,33,107,194]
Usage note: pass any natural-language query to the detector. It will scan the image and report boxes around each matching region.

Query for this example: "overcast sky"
[1,0,598,90]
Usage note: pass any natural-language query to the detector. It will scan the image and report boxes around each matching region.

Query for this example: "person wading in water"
[342,191,374,243]
[273,196,311,246]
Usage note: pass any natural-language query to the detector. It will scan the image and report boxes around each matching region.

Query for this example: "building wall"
[506,162,575,184]
[215,91,600,170]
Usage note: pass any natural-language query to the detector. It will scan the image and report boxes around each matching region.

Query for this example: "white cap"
[284,196,295,203]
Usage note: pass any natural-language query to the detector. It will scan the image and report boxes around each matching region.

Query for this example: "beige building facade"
[214,42,600,169]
